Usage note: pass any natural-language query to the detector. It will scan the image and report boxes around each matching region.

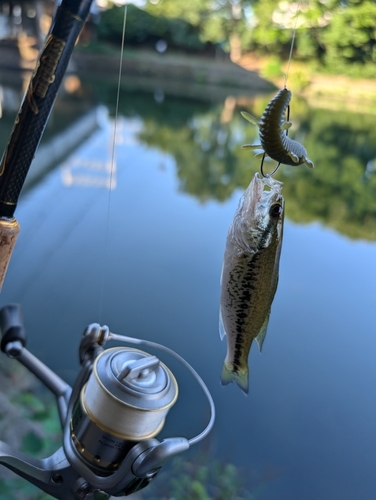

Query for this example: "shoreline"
[73,47,276,98]
[1,41,376,109]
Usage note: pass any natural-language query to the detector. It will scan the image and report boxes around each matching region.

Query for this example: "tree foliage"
[98,3,207,52]
[321,0,376,77]
[96,0,376,78]
[247,0,376,77]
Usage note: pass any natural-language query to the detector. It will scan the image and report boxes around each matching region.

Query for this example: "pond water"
[0,70,376,500]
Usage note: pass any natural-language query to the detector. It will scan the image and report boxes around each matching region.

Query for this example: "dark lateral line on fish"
[232,220,274,371]
[232,254,260,370]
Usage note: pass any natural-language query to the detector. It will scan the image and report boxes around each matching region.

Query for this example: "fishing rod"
[0,0,95,290]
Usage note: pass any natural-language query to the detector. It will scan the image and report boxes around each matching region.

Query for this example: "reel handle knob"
[0,303,26,355]
[132,438,189,478]
[118,356,160,382]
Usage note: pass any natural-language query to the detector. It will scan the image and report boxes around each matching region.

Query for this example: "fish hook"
[260,154,281,178]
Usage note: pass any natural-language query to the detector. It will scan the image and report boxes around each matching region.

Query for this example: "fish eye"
[270,203,282,217]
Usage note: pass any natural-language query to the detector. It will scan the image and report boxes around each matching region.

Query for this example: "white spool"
[83,347,178,440]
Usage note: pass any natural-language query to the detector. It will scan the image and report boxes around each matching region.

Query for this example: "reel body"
[0,305,213,499]
[71,346,178,472]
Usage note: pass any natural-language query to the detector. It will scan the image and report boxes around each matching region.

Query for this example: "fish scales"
[223,232,279,369]
[220,173,284,393]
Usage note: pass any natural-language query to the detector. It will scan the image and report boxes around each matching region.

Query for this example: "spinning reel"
[0,304,215,499]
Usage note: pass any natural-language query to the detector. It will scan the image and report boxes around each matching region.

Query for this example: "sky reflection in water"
[0,84,376,499]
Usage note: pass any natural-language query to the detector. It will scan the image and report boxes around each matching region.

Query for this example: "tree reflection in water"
[92,81,376,241]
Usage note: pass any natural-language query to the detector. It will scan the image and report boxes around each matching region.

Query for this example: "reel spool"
[71,347,178,471]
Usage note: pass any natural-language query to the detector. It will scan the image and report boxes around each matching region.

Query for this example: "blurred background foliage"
[98,3,213,53]
[144,454,256,500]
[0,357,60,500]
[97,0,376,79]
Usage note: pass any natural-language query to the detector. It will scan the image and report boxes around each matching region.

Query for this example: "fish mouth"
[262,173,283,195]
[245,173,283,214]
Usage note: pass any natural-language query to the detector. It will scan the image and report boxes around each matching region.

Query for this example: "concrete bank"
[74,48,276,98]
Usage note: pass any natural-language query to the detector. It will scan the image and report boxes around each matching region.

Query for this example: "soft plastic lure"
[241,88,314,176]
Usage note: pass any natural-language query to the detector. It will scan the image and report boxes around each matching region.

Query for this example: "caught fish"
[219,173,284,394]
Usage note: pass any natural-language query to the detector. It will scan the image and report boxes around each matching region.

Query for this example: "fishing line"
[99,2,128,322]
[283,0,302,88]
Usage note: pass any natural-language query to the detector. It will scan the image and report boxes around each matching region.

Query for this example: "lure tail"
[220,362,249,395]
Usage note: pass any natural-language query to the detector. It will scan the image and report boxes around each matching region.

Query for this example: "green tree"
[145,0,253,60]
[98,3,206,52]
[248,0,292,56]
[321,0,376,77]
[245,0,376,77]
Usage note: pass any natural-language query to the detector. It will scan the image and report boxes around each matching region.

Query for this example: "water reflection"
[61,110,124,190]
[278,104,376,240]
[89,80,376,240]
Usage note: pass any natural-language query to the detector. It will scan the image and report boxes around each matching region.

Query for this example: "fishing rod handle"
[0,0,94,218]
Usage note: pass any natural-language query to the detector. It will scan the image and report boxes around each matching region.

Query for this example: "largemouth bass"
[219,173,284,394]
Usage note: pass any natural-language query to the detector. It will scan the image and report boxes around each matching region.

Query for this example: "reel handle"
[0,303,26,355]
[132,438,190,478]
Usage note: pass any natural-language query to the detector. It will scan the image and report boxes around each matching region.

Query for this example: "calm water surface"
[0,72,376,499]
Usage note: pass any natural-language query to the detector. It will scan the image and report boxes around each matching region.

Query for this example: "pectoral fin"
[219,310,226,340]
[241,111,260,127]
[255,310,271,352]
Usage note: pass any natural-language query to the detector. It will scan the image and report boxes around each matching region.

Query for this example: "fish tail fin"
[220,362,249,395]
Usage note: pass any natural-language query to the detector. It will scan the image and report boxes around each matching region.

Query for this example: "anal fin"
[255,309,271,352]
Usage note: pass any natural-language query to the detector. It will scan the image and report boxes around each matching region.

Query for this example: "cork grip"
[0,218,20,290]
